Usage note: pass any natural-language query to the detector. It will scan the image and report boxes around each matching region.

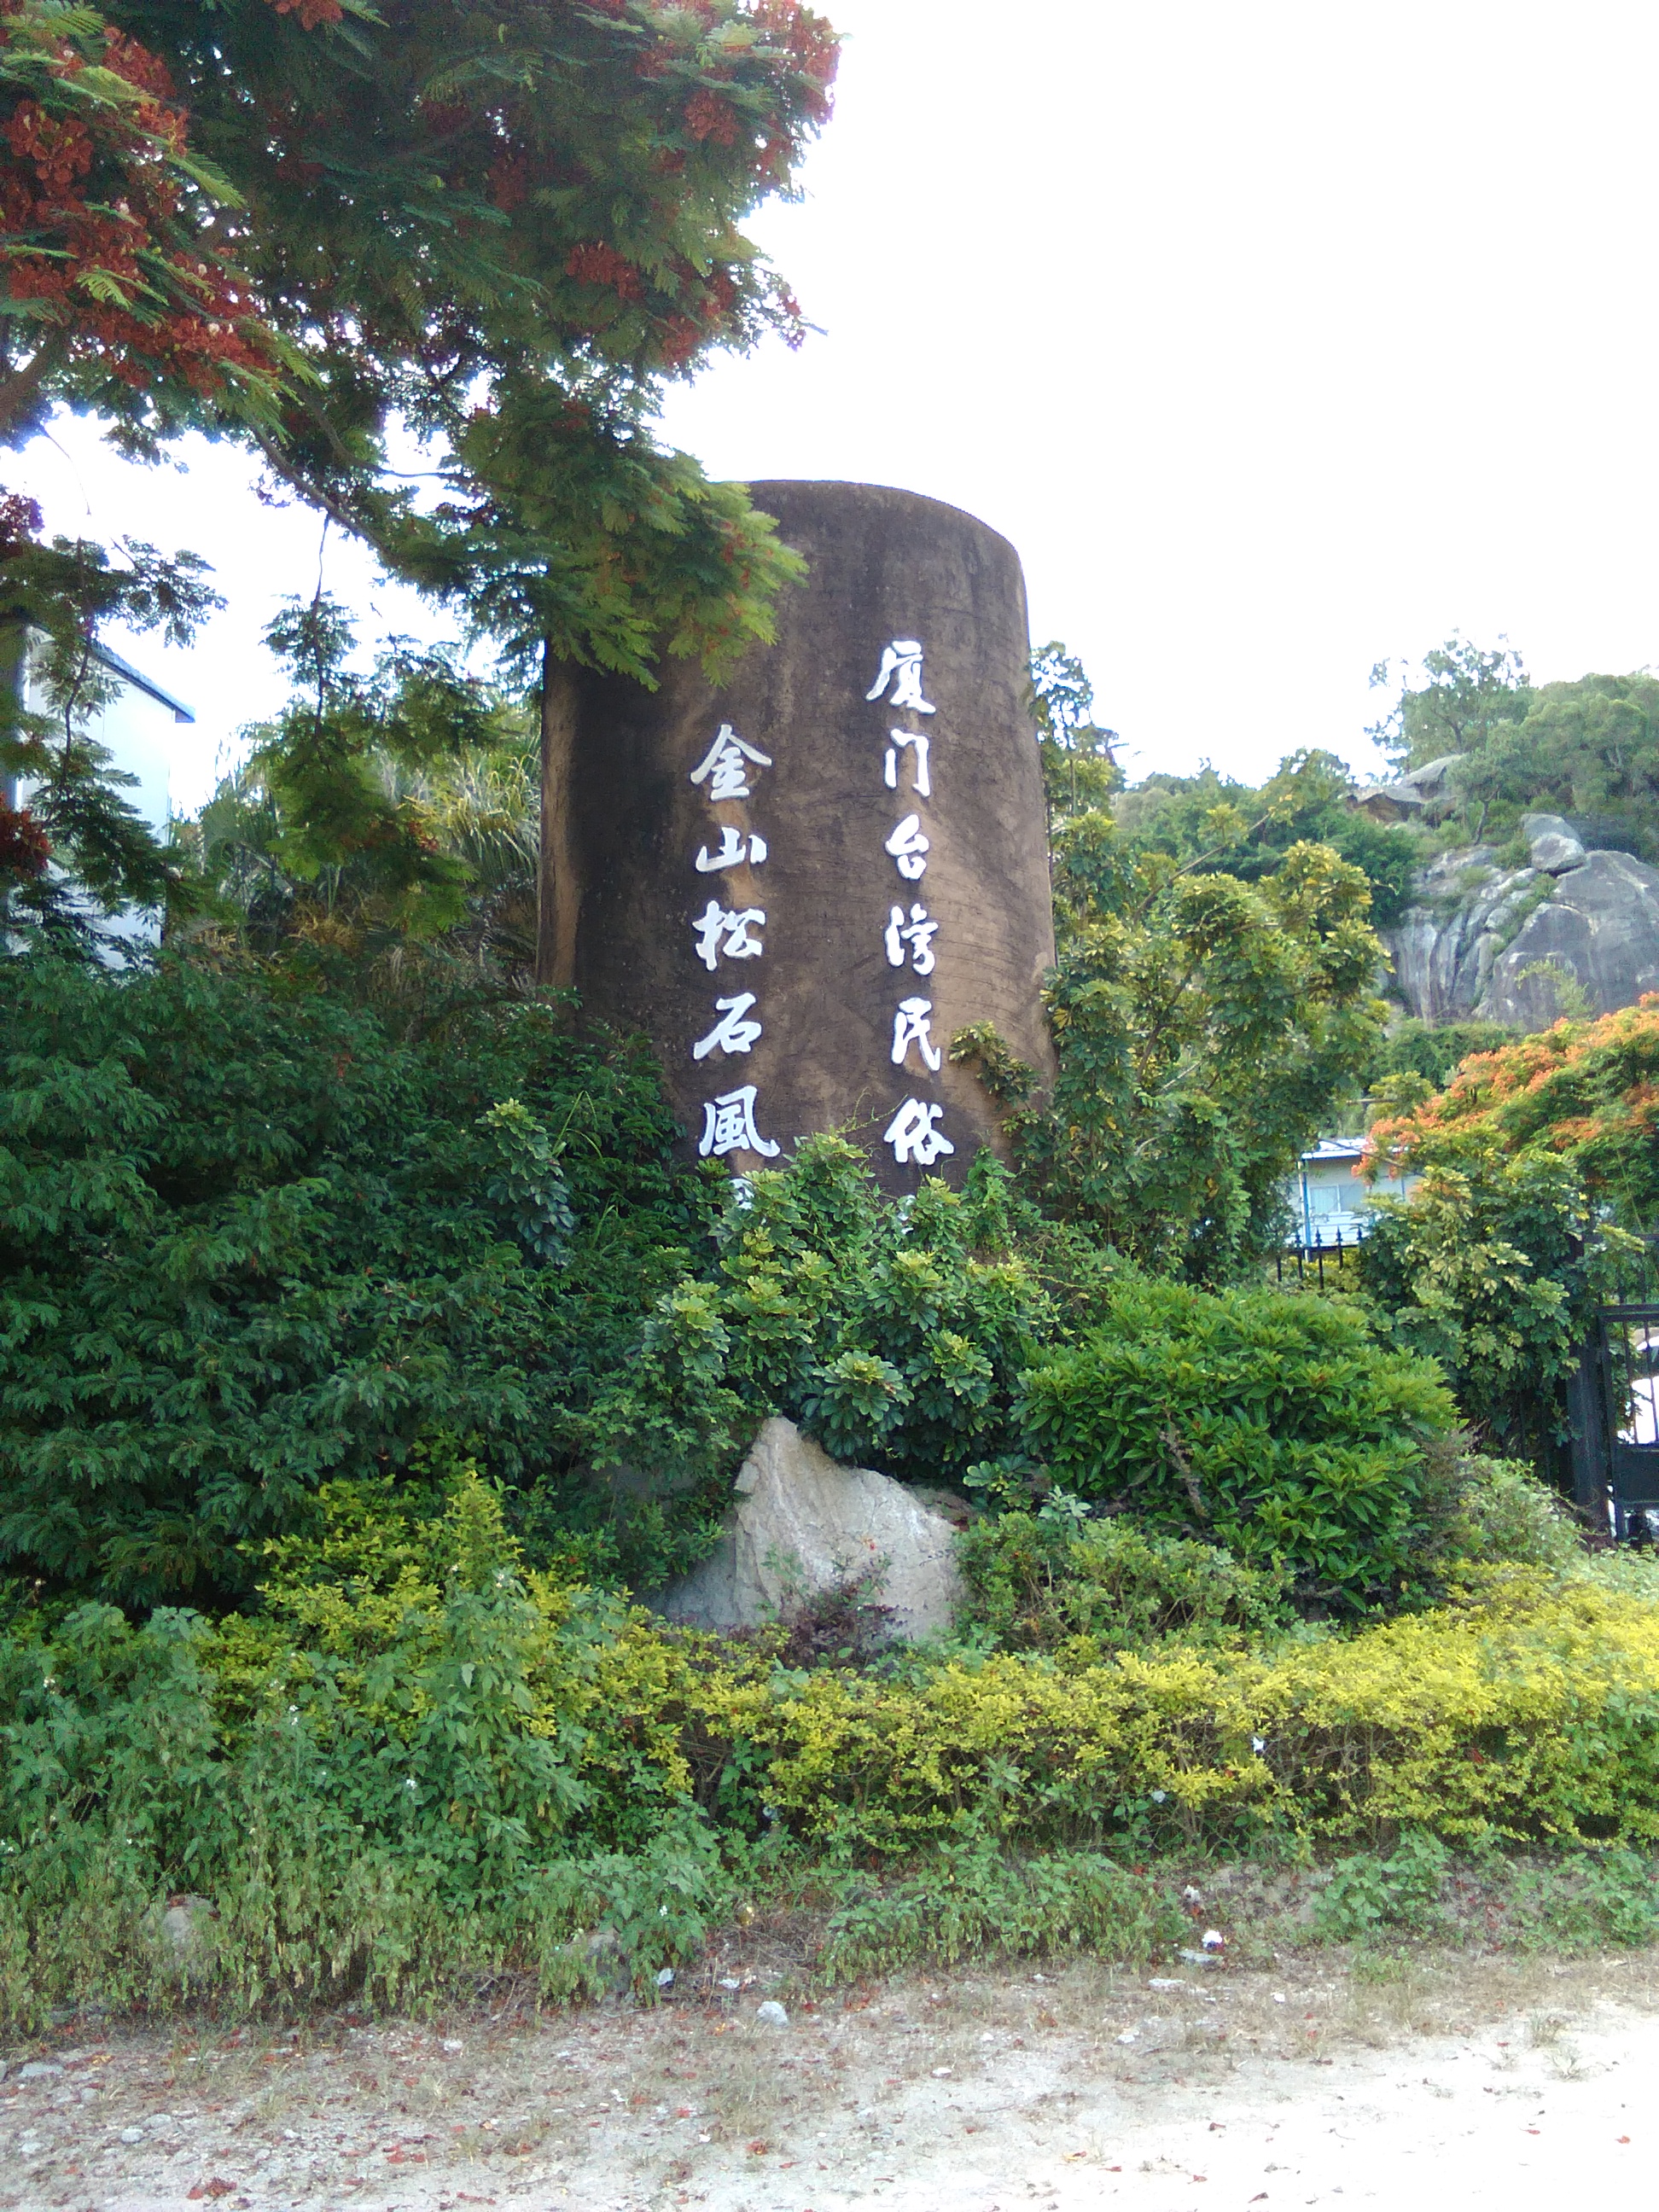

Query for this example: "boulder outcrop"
[1355,754,1468,824]
[1382,823,1659,1030]
[653,1417,967,1643]
[1481,848,1659,1027]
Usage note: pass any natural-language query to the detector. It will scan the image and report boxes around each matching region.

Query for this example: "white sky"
[18,0,1659,807]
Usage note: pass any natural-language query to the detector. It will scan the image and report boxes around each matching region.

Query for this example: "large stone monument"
[567,480,1056,1190]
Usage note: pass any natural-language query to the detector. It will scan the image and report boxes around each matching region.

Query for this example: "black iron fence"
[1273,1226,1368,1294]
[1569,1233,1659,1535]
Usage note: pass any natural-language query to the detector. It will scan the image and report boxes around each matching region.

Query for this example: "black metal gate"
[1569,1304,1659,1534]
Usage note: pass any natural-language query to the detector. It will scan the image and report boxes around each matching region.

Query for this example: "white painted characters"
[695,826,769,873]
[883,1098,955,1167]
[692,899,765,971]
[884,728,931,799]
[884,812,929,882]
[866,640,935,715]
[890,995,941,1074]
[691,993,763,1061]
[689,724,773,803]
[699,1085,779,1160]
[884,902,938,976]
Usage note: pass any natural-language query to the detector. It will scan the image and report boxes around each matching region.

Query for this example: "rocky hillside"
[1382,812,1659,1029]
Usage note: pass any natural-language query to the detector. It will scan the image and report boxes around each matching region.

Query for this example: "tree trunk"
[536,644,582,988]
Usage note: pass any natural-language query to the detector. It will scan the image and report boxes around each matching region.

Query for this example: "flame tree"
[0,1,838,962]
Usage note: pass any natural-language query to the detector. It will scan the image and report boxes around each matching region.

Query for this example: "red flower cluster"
[684,88,740,145]
[0,804,50,879]
[752,0,838,119]
[565,241,643,301]
[488,151,530,212]
[0,17,279,401]
[0,489,40,549]
[267,0,344,26]
[656,313,701,367]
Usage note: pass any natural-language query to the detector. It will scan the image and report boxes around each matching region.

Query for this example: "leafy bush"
[1313,1839,1659,1953]
[955,1511,1292,1656]
[691,1569,1659,1857]
[9,1487,1659,2023]
[1015,1278,1459,1612]
[0,952,714,1605]
[1360,1151,1621,1464]
[957,824,1387,1284]
[1503,1848,1659,1950]
[1447,1456,1583,1572]
[1313,1830,1450,1942]
[0,1476,735,2030]
[818,1837,1183,1981]
[602,1144,1458,1624]
[591,1132,1097,1494]
[1363,1001,1659,1458]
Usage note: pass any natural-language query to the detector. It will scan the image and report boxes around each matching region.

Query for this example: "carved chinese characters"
[684,634,960,1175]
[566,480,1057,1196]
[867,639,954,1167]
[689,730,778,1158]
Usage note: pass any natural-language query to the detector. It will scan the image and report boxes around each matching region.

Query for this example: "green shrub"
[1505,1848,1659,1950]
[955,1511,1292,1655]
[696,1568,1659,1856]
[591,1133,1100,1494]
[1447,1456,1583,1572]
[0,952,714,1606]
[1312,1841,1659,1953]
[0,1476,731,2029]
[1313,1830,1450,1942]
[818,1837,1184,1981]
[1015,1277,1459,1612]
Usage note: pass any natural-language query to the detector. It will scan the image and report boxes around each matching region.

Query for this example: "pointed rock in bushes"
[654,1417,966,1642]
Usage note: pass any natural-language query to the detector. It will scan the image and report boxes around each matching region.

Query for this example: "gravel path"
[4,1950,1656,2212]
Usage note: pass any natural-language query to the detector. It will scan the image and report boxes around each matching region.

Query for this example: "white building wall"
[21,667,181,834]
[11,638,193,947]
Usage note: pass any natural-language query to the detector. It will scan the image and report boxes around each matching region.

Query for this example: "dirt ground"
[4,1936,1658,2212]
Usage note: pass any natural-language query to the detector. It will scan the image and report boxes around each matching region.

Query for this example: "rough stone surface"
[1483,848,1659,1026]
[1522,811,1588,874]
[1381,846,1541,1022]
[568,480,1057,1192]
[655,1417,967,1643]
[1355,752,1468,823]
[160,1893,216,1959]
[1382,841,1659,1030]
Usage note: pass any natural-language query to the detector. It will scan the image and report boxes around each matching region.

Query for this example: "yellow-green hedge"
[664,1569,1659,1853]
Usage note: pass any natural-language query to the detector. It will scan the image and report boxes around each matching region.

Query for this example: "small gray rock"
[1522,812,1587,874]
[18,2061,61,2081]
[119,2126,144,2144]
[158,1892,217,1967]
[754,2000,790,2028]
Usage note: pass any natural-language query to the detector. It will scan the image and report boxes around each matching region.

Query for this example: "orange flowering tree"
[1,2,839,953]
[1366,999,1659,1225]
[0,1,289,444]
[1359,1004,1659,1462]
[5,0,835,469]
[12,0,838,649]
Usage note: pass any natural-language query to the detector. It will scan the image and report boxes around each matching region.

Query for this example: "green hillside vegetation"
[9,0,1656,2032]
[1372,635,1659,862]
[4,612,1659,2022]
